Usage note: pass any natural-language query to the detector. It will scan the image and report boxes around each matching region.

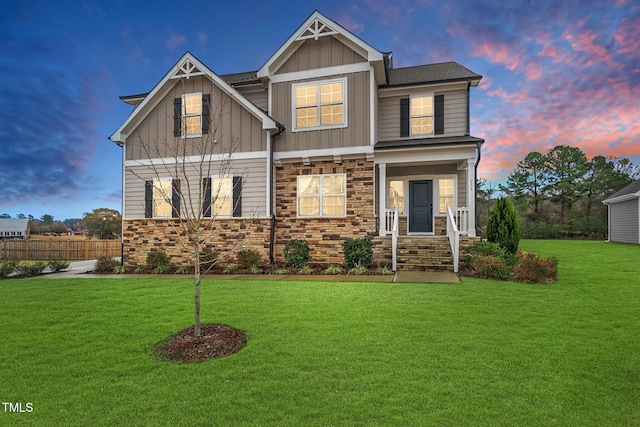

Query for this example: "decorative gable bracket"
[170,58,205,80]
[297,18,338,41]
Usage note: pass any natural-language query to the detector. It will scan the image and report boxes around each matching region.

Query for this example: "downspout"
[466,79,471,136]
[475,141,482,240]
[268,124,285,265]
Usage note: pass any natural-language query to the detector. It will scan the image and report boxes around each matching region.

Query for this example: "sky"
[1,0,639,221]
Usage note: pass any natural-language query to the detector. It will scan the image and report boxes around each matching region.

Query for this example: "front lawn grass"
[1,240,639,426]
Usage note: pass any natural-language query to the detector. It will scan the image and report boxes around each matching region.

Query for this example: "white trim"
[370,66,376,146]
[124,151,268,167]
[257,11,383,79]
[374,145,478,165]
[110,52,278,144]
[270,62,370,84]
[273,145,373,162]
[266,132,272,218]
[292,77,347,132]
[602,191,640,205]
[378,82,468,97]
[378,163,387,236]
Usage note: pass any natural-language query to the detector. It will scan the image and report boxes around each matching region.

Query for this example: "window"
[174,93,210,137]
[153,179,173,218]
[297,174,346,217]
[211,177,233,217]
[438,178,454,214]
[411,96,433,136]
[293,79,346,131]
[389,180,404,215]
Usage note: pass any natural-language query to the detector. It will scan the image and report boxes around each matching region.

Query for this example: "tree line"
[478,145,639,239]
[0,208,121,239]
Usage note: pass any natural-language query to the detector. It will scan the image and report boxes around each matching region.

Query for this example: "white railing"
[383,206,399,271]
[446,205,460,273]
[452,207,470,236]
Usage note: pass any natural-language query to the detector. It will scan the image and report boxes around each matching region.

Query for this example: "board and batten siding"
[125,76,266,161]
[610,199,640,244]
[272,71,371,152]
[276,36,366,74]
[378,89,468,141]
[124,157,267,219]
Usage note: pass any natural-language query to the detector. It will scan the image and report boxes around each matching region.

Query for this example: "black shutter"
[202,177,212,217]
[202,94,210,135]
[173,98,182,137]
[400,98,410,137]
[434,94,444,135]
[171,179,180,218]
[232,176,242,218]
[144,181,153,218]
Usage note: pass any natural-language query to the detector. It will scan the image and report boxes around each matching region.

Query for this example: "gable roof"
[0,218,29,233]
[384,62,482,87]
[257,10,385,83]
[603,179,640,204]
[109,52,280,144]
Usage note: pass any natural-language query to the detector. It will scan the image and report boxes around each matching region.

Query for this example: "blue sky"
[1,0,639,220]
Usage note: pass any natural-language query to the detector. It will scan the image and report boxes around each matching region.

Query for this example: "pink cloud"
[197,32,207,44]
[336,14,365,33]
[614,15,640,57]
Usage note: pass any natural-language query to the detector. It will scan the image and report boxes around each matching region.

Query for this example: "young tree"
[486,197,520,254]
[130,87,247,337]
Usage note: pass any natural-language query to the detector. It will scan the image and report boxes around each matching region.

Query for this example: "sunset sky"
[1,0,638,220]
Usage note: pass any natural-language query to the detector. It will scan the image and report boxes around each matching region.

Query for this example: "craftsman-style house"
[110,11,483,272]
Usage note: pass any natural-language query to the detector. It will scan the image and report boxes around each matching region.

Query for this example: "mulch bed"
[153,324,247,363]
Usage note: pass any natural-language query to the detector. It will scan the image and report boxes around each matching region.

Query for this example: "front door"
[409,180,433,233]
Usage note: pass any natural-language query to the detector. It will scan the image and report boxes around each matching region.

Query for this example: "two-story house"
[110,11,483,272]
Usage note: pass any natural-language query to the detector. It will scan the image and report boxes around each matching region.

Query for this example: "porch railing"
[446,205,461,273]
[383,206,399,271]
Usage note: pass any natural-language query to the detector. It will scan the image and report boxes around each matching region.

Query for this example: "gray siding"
[124,157,267,219]
[276,36,366,74]
[386,164,467,210]
[125,76,266,161]
[378,89,468,141]
[610,199,640,244]
[272,71,371,152]
[237,86,268,112]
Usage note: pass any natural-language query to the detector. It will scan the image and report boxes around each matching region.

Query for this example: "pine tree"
[486,198,520,254]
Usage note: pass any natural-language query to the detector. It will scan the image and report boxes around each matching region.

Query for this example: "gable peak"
[297,17,339,41]
[171,56,205,80]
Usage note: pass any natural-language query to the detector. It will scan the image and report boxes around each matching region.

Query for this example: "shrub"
[223,264,237,274]
[323,265,343,275]
[342,238,373,269]
[236,249,261,269]
[248,264,263,274]
[134,264,147,274]
[376,265,394,275]
[513,251,558,284]
[95,257,120,274]
[486,198,521,254]
[0,259,19,279]
[114,265,126,274]
[298,265,313,275]
[284,239,310,268]
[348,264,368,275]
[271,267,289,275]
[15,262,47,277]
[147,249,171,273]
[468,255,511,280]
[47,260,70,272]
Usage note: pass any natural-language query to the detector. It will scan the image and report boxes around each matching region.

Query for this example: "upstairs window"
[293,79,346,131]
[400,94,444,137]
[411,96,434,136]
[297,174,346,217]
[173,93,210,138]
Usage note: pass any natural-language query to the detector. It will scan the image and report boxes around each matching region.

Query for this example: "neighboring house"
[110,11,483,271]
[0,219,30,240]
[603,179,640,244]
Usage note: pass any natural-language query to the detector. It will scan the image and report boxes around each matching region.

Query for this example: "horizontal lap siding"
[378,89,468,141]
[124,158,267,219]
[125,76,266,161]
[610,199,639,244]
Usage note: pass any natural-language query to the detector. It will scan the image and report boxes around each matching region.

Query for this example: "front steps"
[396,236,454,272]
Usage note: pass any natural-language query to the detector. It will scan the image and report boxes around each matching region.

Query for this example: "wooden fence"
[0,239,121,260]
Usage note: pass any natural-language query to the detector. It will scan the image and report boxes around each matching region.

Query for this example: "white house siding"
[124,157,267,219]
[610,199,640,244]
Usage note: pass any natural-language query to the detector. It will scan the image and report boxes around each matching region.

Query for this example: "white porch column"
[378,163,387,236]
[466,158,477,237]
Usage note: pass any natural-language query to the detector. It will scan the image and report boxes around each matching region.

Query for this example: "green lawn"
[1,240,639,426]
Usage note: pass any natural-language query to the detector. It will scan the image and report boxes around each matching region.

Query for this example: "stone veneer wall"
[274,158,381,265]
[122,218,271,268]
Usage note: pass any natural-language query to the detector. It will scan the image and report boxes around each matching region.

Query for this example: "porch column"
[466,158,477,237]
[378,163,387,236]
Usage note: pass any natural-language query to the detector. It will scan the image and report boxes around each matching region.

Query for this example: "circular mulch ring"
[153,324,247,363]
